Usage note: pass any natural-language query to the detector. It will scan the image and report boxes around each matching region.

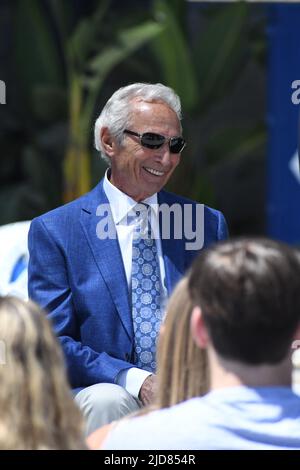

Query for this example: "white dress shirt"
[103,170,167,398]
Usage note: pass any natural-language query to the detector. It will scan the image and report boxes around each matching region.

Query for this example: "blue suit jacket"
[28,179,228,390]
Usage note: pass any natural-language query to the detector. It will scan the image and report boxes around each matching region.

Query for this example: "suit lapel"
[158,191,185,295]
[80,181,133,341]
[79,183,186,340]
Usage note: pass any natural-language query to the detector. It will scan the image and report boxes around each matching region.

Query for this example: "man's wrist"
[139,373,153,399]
[117,367,152,399]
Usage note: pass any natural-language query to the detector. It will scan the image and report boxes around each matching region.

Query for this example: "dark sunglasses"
[124,129,186,154]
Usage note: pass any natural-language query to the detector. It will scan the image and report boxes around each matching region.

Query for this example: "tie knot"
[127,203,149,227]
[134,203,149,218]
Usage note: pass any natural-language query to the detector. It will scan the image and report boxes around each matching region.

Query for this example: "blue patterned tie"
[131,203,163,373]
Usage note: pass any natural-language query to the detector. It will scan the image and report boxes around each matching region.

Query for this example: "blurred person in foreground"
[104,238,300,450]
[0,297,86,449]
[28,82,228,434]
[87,276,208,449]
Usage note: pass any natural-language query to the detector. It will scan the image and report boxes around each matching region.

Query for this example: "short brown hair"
[189,238,300,365]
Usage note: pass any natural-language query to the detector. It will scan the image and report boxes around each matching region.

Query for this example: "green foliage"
[82,20,164,136]
[1,0,165,221]
[14,0,64,92]
[193,3,248,110]
[151,0,266,212]
[152,0,199,111]
[0,0,266,234]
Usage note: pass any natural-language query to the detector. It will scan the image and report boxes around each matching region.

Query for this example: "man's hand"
[139,374,157,406]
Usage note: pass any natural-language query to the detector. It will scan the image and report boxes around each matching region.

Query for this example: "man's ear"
[190,306,209,349]
[101,127,116,157]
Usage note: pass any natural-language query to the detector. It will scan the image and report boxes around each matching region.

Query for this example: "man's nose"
[156,143,171,165]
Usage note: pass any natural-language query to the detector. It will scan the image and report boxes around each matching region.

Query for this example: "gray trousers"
[75,383,141,436]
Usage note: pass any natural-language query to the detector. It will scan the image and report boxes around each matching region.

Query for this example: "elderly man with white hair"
[28,83,228,434]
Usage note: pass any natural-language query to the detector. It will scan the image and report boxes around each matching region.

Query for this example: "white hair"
[94,83,182,164]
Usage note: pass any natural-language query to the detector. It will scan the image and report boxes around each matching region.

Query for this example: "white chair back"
[0,221,31,299]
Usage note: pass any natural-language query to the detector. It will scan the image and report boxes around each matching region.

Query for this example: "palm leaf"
[67,0,111,68]
[14,0,63,91]
[81,20,165,136]
[194,3,249,110]
[151,0,199,111]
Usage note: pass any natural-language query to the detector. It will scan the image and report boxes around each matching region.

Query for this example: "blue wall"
[267,5,300,244]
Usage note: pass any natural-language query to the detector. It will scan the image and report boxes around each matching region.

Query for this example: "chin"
[147,184,163,195]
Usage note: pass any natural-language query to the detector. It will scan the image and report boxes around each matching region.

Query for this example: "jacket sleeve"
[28,217,133,388]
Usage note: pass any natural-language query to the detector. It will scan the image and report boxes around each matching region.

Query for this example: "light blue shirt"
[104,386,300,449]
[103,171,167,398]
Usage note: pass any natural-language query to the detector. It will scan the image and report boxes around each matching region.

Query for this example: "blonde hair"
[156,277,208,408]
[0,297,86,449]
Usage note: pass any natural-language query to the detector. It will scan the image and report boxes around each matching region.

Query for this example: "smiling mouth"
[143,166,165,177]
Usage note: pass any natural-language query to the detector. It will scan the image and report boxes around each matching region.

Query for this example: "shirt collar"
[103,169,158,225]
